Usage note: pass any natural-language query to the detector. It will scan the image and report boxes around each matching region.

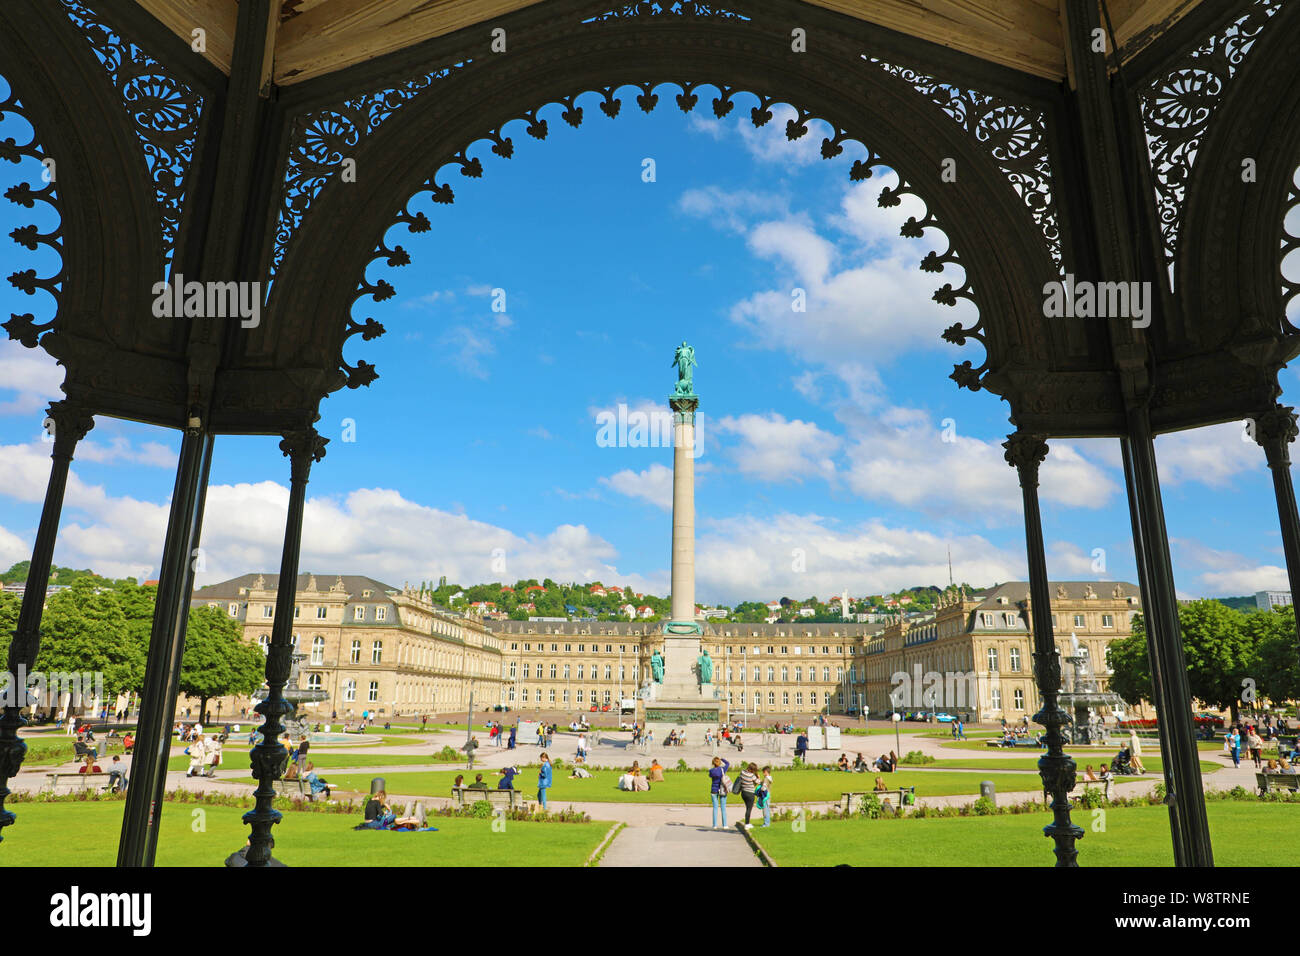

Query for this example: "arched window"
[306,673,322,691]
[343,679,356,702]
[311,636,325,664]
[258,634,269,655]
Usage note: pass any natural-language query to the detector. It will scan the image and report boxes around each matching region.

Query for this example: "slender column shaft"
[1124,409,1213,866]
[669,402,697,625]
[1119,436,1189,866]
[243,429,327,867]
[1004,432,1083,866]
[1253,405,1300,660]
[0,403,93,844]
[118,430,214,867]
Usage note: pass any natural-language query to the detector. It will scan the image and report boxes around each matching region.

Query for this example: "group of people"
[486,721,515,747]
[707,757,774,829]
[357,789,428,830]
[617,760,653,791]
[1222,724,1269,769]
[184,734,225,777]
[835,752,878,773]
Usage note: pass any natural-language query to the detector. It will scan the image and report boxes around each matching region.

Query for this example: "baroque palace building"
[861,581,1143,722]
[187,573,506,720]
[184,573,1140,724]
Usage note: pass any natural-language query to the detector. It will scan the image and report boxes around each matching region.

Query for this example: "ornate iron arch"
[258,5,1067,430]
[1170,0,1300,420]
[0,0,215,425]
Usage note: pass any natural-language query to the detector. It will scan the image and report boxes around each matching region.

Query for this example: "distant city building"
[1256,589,1293,611]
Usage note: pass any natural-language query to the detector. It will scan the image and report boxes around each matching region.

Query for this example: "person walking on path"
[794,732,808,762]
[738,762,759,829]
[757,765,774,827]
[1247,728,1264,769]
[1227,727,1241,768]
[577,732,587,761]
[465,736,479,770]
[508,724,517,750]
[537,752,553,810]
[708,755,731,830]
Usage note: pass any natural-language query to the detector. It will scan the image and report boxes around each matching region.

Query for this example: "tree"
[1244,605,1300,705]
[36,578,144,704]
[179,607,266,723]
[1107,603,1259,721]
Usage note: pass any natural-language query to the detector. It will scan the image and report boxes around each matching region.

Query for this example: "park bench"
[986,737,1044,748]
[452,786,525,810]
[271,776,314,800]
[1256,772,1300,795]
[1045,776,1113,805]
[44,772,114,795]
[840,787,916,814]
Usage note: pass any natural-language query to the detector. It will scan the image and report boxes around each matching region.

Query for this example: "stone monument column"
[669,395,699,631]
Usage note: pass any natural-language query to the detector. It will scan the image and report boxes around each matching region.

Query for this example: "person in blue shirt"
[499,766,519,790]
[537,753,553,809]
[708,756,731,829]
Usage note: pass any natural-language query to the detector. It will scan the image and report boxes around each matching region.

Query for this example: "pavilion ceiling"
[132,0,1208,85]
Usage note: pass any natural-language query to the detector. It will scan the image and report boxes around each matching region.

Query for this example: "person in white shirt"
[577,733,587,759]
[186,735,208,777]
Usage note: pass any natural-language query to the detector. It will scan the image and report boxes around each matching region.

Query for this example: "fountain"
[1056,634,1127,745]
[251,652,329,742]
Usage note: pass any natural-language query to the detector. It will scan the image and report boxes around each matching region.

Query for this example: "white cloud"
[696,513,1024,605]
[840,407,1118,518]
[676,186,789,235]
[687,104,826,168]
[1155,421,1260,488]
[1196,565,1287,595]
[0,341,63,417]
[716,412,839,484]
[75,436,177,469]
[600,463,673,510]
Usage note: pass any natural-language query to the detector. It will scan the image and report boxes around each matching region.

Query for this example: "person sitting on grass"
[837,753,850,772]
[853,753,868,772]
[569,758,592,779]
[648,758,665,783]
[359,790,396,830]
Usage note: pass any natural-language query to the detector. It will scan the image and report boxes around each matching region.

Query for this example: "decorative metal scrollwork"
[1139,0,1284,276]
[867,56,1062,275]
[271,60,474,282]
[1283,164,1300,331]
[58,0,202,277]
[326,81,988,394]
[1,75,63,350]
[582,1,750,22]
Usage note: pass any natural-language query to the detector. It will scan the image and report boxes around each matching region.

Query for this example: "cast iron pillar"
[1124,408,1213,866]
[1253,404,1300,657]
[118,425,214,866]
[241,428,327,866]
[1004,431,1083,866]
[0,402,93,845]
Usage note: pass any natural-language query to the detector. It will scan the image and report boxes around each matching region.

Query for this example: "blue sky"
[0,76,1293,605]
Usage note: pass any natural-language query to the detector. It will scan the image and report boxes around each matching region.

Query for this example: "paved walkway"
[599,822,760,867]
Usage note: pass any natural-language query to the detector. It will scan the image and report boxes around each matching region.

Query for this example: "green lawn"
[749,801,1300,866]
[0,800,612,867]
[936,738,1230,754]
[305,767,1099,803]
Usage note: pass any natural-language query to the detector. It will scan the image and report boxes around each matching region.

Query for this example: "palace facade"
[184,574,1141,724]
[187,573,506,720]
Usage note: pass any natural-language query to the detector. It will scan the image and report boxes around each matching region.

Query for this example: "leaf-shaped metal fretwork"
[59,0,203,277]
[1,77,64,350]
[1282,165,1300,332]
[1139,0,1283,275]
[867,56,1063,275]
[271,59,474,281]
[332,82,988,393]
[581,1,750,22]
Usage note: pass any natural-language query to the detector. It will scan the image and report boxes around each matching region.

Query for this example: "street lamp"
[892,711,901,758]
